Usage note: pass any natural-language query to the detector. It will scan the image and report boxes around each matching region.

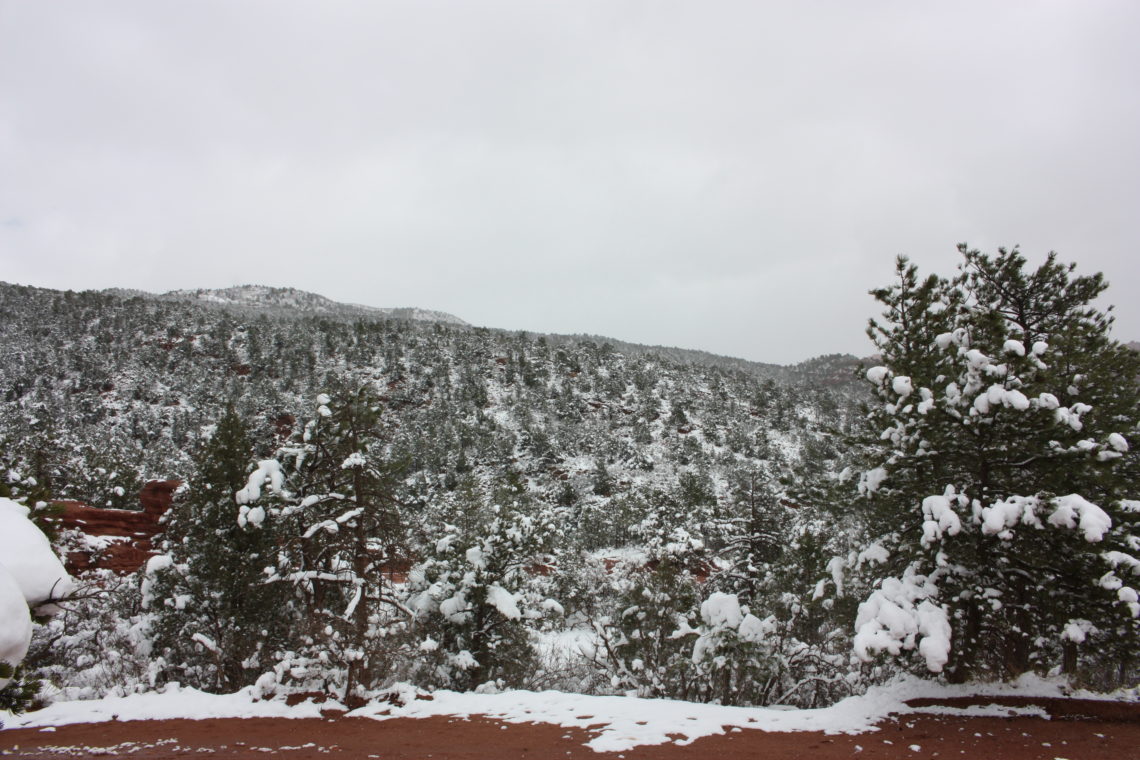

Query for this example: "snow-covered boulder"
[0,566,33,688]
[0,497,75,687]
[0,498,75,607]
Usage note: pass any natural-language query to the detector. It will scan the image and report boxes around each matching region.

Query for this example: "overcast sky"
[2,1,1138,365]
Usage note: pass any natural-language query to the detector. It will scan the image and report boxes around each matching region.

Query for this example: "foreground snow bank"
[4,684,329,727]
[353,675,1122,752]
[0,569,32,682]
[5,675,1133,752]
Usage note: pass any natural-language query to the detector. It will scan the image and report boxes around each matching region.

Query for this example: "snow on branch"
[236,459,286,505]
[853,567,951,673]
[1047,494,1112,543]
[921,487,964,547]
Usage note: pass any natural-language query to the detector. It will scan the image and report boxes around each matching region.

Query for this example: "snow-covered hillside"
[125,284,469,326]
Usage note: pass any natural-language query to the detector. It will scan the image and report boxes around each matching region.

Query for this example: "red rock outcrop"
[47,480,180,575]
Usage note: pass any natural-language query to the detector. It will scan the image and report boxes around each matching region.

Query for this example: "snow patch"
[866,366,890,385]
[1002,339,1025,357]
[699,592,744,629]
[858,468,888,496]
[891,376,913,398]
[486,584,522,620]
[921,489,963,547]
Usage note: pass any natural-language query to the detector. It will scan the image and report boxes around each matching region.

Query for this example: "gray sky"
[2,1,1138,365]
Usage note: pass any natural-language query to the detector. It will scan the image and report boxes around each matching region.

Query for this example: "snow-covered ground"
[6,675,1130,753]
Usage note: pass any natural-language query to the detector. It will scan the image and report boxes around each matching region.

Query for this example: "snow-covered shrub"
[583,552,702,700]
[25,572,156,701]
[696,521,864,708]
[405,491,561,692]
[687,592,783,704]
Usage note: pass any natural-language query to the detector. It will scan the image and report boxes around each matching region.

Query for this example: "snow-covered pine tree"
[148,407,289,692]
[843,247,1139,685]
[584,550,701,701]
[238,385,413,702]
[697,471,859,707]
[712,468,783,607]
[583,488,707,700]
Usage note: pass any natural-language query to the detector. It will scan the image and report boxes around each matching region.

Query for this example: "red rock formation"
[138,479,180,519]
[47,480,180,575]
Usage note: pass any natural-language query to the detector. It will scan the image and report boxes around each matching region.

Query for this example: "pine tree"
[839,247,1139,684]
[247,385,413,702]
[713,469,783,607]
[149,407,288,692]
[585,554,701,701]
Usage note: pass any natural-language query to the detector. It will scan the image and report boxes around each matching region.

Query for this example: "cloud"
[2,1,1139,364]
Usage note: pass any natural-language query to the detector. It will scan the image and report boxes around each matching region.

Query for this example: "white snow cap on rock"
[0,566,33,688]
[0,498,75,607]
[0,497,75,687]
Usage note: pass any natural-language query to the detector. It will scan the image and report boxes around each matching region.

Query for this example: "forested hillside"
[1,247,1137,714]
[0,281,855,516]
[0,280,869,708]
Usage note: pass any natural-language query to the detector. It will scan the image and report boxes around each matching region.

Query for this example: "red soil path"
[2,697,1137,759]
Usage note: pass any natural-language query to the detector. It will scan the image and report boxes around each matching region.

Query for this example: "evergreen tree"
[245,386,413,702]
[585,554,701,701]
[837,247,1139,684]
[713,469,783,606]
[148,408,288,692]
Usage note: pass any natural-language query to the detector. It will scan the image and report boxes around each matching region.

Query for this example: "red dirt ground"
[2,697,1137,759]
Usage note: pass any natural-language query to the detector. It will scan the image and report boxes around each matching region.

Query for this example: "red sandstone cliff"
[47,480,180,575]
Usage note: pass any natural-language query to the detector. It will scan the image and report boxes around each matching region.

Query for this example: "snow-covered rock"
[0,565,33,688]
[0,497,75,686]
[0,498,75,607]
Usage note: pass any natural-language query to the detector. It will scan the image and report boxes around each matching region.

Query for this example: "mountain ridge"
[68,281,862,376]
[104,284,470,327]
